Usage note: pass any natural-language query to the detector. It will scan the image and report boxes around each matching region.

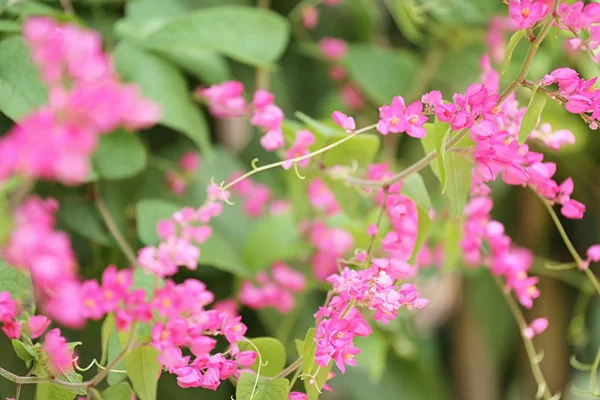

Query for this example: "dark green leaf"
[503,30,526,75]
[342,45,418,105]
[198,232,249,277]
[142,6,289,67]
[0,36,47,120]
[124,346,161,400]
[236,373,289,400]
[113,42,212,154]
[58,201,112,246]
[0,260,32,305]
[519,86,547,144]
[444,150,473,217]
[93,129,147,180]
[238,337,286,377]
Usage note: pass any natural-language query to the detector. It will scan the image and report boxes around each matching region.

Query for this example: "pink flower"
[251,104,284,131]
[509,1,549,29]
[179,152,200,173]
[587,245,600,263]
[272,262,306,292]
[0,292,17,323]
[308,178,341,216]
[43,328,73,375]
[523,317,548,338]
[319,37,348,61]
[260,129,285,152]
[302,6,319,29]
[289,392,308,400]
[198,81,247,118]
[282,130,315,170]
[367,224,378,236]
[561,199,585,219]
[331,111,356,132]
[2,320,20,340]
[234,350,257,366]
[377,97,428,138]
[341,84,365,110]
[28,315,51,339]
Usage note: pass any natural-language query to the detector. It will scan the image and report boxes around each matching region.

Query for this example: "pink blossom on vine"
[377,96,428,138]
[367,224,378,236]
[557,2,600,33]
[282,130,315,170]
[523,317,549,339]
[309,222,354,280]
[331,111,356,132]
[308,178,341,216]
[1,320,20,340]
[179,152,201,173]
[587,245,600,262]
[341,84,365,110]
[529,124,575,150]
[319,37,348,61]
[43,328,73,375]
[302,5,319,29]
[229,171,273,217]
[260,129,286,152]
[0,292,17,324]
[198,81,247,118]
[234,350,257,367]
[28,315,51,339]
[251,104,285,131]
[289,392,308,400]
[508,0,549,29]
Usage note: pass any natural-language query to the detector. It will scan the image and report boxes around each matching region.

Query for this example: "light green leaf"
[124,346,161,400]
[142,6,290,67]
[0,260,32,305]
[100,313,115,366]
[519,86,547,144]
[409,206,432,263]
[442,219,463,272]
[435,125,452,192]
[295,111,338,138]
[151,47,231,84]
[35,365,84,400]
[0,36,47,121]
[101,382,134,400]
[503,30,526,75]
[93,129,147,180]
[12,339,37,361]
[301,328,317,376]
[113,42,212,154]
[198,232,249,277]
[325,133,380,167]
[298,328,333,400]
[136,199,180,245]
[106,324,126,386]
[444,150,473,217]
[355,331,388,383]
[241,213,305,272]
[0,20,21,33]
[236,373,289,400]
[238,337,286,377]
[342,45,418,105]
[401,173,432,211]
[387,0,424,44]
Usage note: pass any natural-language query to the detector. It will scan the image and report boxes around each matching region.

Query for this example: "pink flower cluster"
[314,264,427,373]
[197,83,286,152]
[523,317,548,339]
[238,262,306,313]
[43,328,73,375]
[377,96,428,137]
[308,221,354,280]
[150,280,250,390]
[541,68,600,128]
[0,292,18,339]
[2,196,83,327]
[580,244,600,269]
[228,171,292,217]
[307,178,341,216]
[508,0,550,29]
[556,2,600,60]
[137,185,230,277]
[0,18,160,185]
[165,151,201,196]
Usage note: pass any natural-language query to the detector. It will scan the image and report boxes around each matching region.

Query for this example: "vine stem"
[535,191,600,297]
[220,124,378,191]
[495,276,553,400]
[95,186,138,267]
[275,357,303,379]
[365,187,389,263]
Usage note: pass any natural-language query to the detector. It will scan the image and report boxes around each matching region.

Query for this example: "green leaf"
[355,331,388,383]
[298,328,333,400]
[387,0,424,44]
[101,382,134,400]
[295,112,338,138]
[502,30,526,75]
[136,199,180,245]
[57,201,112,246]
[435,124,452,192]
[401,173,432,211]
[342,45,418,105]
[241,213,305,272]
[0,260,32,305]
[124,346,161,400]
[236,373,289,400]
[442,219,463,272]
[409,207,432,263]
[444,150,473,217]
[0,36,47,120]
[519,85,547,144]
[35,365,84,400]
[100,313,115,365]
[198,232,249,277]
[113,42,212,154]
[141,6,289,67]
[238,337,286,377]
[0,20,21,34]
[93,129,147,180]
[12,339,37,361]
[151,47,231,84]
[325,133,380,167]
[106,324,126,386]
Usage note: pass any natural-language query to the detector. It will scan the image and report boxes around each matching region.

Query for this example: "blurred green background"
[1,0,600,399]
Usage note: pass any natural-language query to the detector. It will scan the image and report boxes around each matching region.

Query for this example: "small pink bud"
[288,392,308,400]
[367,224,378,236]
[587,245,600,262]
[179,151,200,173]
[156,219,176,240]
[301,6,319,29]
[235,350,257,367]
[28,315,51,339]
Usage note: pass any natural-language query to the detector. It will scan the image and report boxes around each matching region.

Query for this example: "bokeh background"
[1,0,600,399]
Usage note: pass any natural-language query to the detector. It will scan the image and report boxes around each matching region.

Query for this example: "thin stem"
[220,124,377,191]
[536,192,600,296]
[276,357,303,379]
[590,347,600,394]
[95,186,138,267]
[496,276,553,400]
[288,364,302,389]
[365,188,389,263]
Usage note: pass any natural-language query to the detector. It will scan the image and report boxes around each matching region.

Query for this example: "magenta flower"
[509,0,549,29]
[377,96,427,138]
[319,37,348,61]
